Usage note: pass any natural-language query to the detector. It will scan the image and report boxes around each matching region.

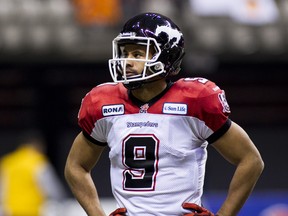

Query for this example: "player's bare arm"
[64,132,106,216]
[212,121,264,216]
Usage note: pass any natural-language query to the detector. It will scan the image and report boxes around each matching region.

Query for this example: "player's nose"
[126,55,134,67]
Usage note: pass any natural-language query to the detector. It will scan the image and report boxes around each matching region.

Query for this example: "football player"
[64,12,264,216]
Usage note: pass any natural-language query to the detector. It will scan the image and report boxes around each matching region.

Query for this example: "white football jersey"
[78,77,231,215]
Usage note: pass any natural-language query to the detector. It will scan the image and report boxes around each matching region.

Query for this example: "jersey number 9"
[122,134,159,191]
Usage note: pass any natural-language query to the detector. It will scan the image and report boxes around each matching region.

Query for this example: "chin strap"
[123,81,143,90]
[123,76,169,90]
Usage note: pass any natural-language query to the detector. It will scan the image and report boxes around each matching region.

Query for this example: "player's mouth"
[125,69,139,77]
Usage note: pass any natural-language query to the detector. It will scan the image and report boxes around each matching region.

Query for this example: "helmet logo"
[155,25,183,48]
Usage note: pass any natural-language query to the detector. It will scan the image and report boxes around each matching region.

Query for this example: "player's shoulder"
[175,77,218,89]
[79,82,127,119]
[90,82,123,94]
[174,77,222,97]
[80,82,128,114]
[86,82,126,100]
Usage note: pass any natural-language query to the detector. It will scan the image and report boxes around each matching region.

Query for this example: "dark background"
[0,59,287,197]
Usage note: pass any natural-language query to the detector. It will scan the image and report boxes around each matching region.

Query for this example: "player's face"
[120,44,154,77]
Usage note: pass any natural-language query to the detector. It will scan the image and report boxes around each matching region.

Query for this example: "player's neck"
[131,78,168,102]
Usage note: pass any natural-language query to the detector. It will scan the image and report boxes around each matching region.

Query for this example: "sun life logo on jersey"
[163,103,187,115]
[102,104,124,116]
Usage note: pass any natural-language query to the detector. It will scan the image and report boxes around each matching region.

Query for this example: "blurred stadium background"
[0,0,287,215]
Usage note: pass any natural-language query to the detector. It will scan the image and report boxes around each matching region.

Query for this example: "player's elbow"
[249,151,264,178]
[256,154,264,175]
[64,157,89,187]
[64,158,79,186]
[64,160,73,184]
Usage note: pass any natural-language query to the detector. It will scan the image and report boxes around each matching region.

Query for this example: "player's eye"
[132,51,145,59]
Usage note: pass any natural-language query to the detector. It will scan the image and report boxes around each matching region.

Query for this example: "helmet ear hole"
[147,62,165,75]
[154,63,163,71]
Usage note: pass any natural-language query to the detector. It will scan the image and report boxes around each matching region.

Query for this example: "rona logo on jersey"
[102,104,124,116]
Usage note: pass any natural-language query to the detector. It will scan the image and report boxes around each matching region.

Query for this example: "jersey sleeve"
[77,90,107,145]
[200,86,230,128]
[183,77,231,143]
[198,80,231,143]
[78,92,95,135]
